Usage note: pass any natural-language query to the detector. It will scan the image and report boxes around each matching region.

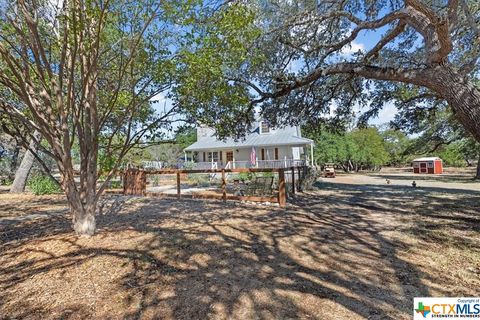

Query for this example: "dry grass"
[0,176,479,320]
[0,192,66,219]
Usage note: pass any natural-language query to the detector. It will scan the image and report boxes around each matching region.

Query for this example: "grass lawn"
[0,174,479,319]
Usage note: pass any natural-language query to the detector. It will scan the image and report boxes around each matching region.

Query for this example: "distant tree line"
[304,125,480,174]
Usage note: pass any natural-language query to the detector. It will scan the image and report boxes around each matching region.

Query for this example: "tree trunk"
[8,143,20,180]
[435,69,480,144]
[322,64,480,144]
[61,160,98,236]
[72,206,96,236]
[9,132,41,193]
[65,182,97,236]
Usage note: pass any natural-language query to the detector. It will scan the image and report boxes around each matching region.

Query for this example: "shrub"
[28,175,62,195]
[109,180,123,189]
[187,173,211,187]
[238,172,256,182]
[1,177,13,186]
[259,172,274,178]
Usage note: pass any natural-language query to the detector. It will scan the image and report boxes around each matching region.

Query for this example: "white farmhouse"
[184,120,314,169]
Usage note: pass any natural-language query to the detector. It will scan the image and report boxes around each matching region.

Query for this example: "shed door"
[420,162,427,173]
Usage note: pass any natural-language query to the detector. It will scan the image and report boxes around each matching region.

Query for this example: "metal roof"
[184,132,314,151]
[412,157,442,162]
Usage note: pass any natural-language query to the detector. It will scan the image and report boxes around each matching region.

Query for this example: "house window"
[260,121,270,134]
[208,151,219,162]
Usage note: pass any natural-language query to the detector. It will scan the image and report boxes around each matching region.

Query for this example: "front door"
[226,151,234,162]
[420,162,427,173]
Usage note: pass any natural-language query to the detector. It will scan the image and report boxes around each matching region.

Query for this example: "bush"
[28,175,62,195]
[260,172,274,178]
[238,172,256,182]
[1,177,12,186]
[187,173,211,187]
[109,180,123,189]
[298,167,319,191]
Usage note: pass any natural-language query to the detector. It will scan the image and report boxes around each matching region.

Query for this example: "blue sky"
[345,28,399,125]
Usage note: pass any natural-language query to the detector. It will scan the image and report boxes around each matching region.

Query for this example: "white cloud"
[368,101,397,125]
[340,41,365,55]
[150,93,167,103]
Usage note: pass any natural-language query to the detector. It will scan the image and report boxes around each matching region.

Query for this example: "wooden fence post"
[123,169,146,196]
[221,169,226,202]
[291,167,295,195]
[278,169,286,207]
[297,166,302,192]
[176,171,181,198]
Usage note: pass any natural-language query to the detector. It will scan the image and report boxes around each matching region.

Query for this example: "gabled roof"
[184,132,313,151]
[412,157,442,162]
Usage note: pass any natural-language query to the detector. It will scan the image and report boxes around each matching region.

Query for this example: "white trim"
[412,157,441,162]
[260,121,270,134]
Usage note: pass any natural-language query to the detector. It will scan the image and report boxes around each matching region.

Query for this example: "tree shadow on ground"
[371,173,479,184]
[315,181,480,248]
[1,184,478,319]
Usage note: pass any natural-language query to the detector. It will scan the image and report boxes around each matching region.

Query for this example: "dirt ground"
[0,172,479,319]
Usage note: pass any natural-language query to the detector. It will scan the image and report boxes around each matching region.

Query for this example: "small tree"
[350,128,390,171]
[381,128,411,166]
[304,125,390,171]
[0,0,179,235]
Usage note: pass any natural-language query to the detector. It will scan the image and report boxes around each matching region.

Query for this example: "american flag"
[250,146,256,166]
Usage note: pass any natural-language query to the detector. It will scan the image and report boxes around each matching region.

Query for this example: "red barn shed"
[412,157,443,174]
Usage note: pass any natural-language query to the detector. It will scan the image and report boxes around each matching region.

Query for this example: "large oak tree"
[177,0,480,145]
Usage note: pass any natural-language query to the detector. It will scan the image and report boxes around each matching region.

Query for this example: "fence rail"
[123,166,308,207]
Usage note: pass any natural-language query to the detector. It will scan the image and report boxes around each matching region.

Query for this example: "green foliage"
[122,147,153,168]
[350,128,390,167]
[306,130,357,165]
[1,177,12,186]
[439,143,467,167]
[238,172,256,182]
[182,161,196,170]
[170,0,480,149]
[260,172,274,178]
[174,2,263,138]
[381,129,412,166]
[187,174,211,187]
[174,126,197,149]
[399,106,480,168]
[146,143,182,167]
[108,180,123,189]
[305,126,389,171]
[28,175,61,195]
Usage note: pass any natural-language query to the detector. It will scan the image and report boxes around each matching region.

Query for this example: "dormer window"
[260,121,270,134]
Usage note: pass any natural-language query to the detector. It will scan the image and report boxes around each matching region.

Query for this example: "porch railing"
[184,159,306,170]
[225,159,306,169]
[185,161,218,170]
[257,159,306,168]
